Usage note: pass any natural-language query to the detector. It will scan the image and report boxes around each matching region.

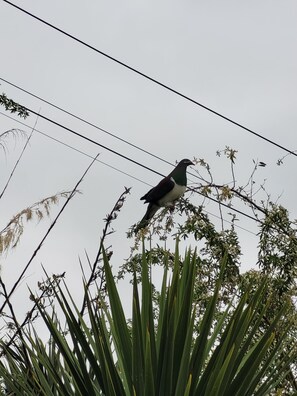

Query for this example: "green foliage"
[0,93,29,119]
[126,156,297,391]
[258,203,297,294]
[0,245,293,395]
[0,99,296,394]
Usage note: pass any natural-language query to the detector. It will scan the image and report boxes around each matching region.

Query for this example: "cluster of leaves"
[0,93,29,119]
[0,245,294,395]
[258,203,297,294]
[125,199,241,315]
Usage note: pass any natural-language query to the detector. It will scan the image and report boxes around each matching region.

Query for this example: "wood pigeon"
[135,159,193,231]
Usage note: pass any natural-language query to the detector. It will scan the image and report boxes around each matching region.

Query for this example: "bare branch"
[80,186,131,316]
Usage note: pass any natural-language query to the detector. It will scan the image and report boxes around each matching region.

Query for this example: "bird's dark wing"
[140,176,175,203]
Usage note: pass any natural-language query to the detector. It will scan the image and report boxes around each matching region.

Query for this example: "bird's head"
[177,159,194,167]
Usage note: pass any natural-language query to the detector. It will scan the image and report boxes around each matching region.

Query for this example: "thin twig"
[80,187,131,316]
[0,278,31,368]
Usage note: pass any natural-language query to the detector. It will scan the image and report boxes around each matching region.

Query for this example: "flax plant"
[0,244,294,395]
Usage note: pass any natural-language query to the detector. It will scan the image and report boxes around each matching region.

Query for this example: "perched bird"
[135,159,194,231]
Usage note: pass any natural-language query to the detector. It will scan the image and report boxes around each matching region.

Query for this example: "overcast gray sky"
[0,0,297,322]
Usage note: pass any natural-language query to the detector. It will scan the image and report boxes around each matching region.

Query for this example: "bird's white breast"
[158,178,186,207]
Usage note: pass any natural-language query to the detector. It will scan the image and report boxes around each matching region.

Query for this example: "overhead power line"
[2,0,297,158]
[0,77,176,171]
[27,106,167,178]
[0,77,204,183]
[4,101,259,223]
[0,111,152,187]
[0,111,258,236]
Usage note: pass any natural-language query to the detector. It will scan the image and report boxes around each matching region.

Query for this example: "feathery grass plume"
[0,127,34,201]
[0,129,27,155]
[0,191,76,255]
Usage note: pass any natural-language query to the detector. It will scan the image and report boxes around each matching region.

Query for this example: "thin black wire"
[0,77,176,170]
[4,102,259,223]
[2,0,297,158]
[0,76,263,213]
[0,77,204,183]
[27,106,166,178]
[0,111,152,187]
[0,111,259,235]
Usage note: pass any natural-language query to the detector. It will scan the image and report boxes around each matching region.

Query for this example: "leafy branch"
[0,93,29,119]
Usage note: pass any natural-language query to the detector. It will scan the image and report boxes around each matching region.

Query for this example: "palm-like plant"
[0,245,294,395]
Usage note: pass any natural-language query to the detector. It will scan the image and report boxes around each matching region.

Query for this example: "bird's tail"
[135,203,159,232]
